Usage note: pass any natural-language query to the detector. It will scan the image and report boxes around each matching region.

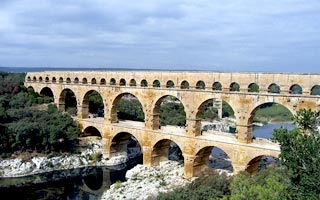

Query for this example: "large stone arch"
[58,88,77,114]
[247,101,295,141]
[151,95,187,130]
[109,92,146,123]
[81,90,104,119]
[190,145,234,176]
[245,154,279,174]
[150,138,184,166]
[82,126,102,137]
[195,97,236,135]
[39,87,54,101]
[109,132,143,158]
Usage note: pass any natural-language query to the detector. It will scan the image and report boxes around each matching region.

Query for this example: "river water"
[252,122,296,139]
[0,156,142,200]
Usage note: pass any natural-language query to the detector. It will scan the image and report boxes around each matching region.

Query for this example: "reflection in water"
[0,155,142,200]
[253,122,296,139]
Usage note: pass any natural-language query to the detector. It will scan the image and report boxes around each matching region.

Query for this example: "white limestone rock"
[101,160,192,200]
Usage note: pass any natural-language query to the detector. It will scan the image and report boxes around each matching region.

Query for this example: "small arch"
[130,79,136,87]
[152,139,183,166]
[245,155,279,174]
[74,77,79,84]
[27,76,31,82]
[268,83,280,94]
[109,132,142,163]
[52,77,56,83]
[82,78,88,84]
[141,79,148,87]
[66,77,71,83]
[166,80,174,88]
[120,78,126,86]
[192,146,233,176]
[248,83,259,93]
[212,82,222,91]
[100,78,106,85]
[91,78,97,84]
[39,76,43,82]
[180,80,189,89]
[110,78,116,86]
[45,77,49,82]
[230,82,240,92]
[33,76,37,82]
[196,80,205,90]
[311,85,320,95]
[82,126,102,137]
[59,77,63,83]
[153,80,160,88]
[289,84,302,94]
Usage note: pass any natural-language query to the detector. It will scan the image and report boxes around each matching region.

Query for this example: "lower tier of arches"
[78,119,280,178]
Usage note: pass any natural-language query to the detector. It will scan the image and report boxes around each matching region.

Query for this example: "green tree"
[157,170,232,200]
[228,166,290,200]
[273,108,320,200]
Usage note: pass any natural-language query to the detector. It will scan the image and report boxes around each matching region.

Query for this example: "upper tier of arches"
[26,74,320,96]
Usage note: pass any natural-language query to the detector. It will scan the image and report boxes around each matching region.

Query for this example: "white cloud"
[0,0,319,72]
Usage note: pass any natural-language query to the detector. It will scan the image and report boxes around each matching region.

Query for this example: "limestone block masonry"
[25,70,320,178]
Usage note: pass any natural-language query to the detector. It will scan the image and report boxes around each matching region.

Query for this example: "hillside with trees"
[0,72,80,158]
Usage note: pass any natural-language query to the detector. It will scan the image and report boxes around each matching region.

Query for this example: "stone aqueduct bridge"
[24,70,320,178]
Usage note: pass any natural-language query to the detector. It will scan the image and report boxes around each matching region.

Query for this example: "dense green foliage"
[118,98,145,121]
[160,100,186,126]
[228,166,290,200]
[0,72,80,157]
[157,170,232,200]
[273,109,320,200]
[201,101,234,121]
[88,91,104,116]
[253,103,293,123]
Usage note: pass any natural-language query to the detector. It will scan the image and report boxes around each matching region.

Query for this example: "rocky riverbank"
[101,160,194,200]
[0,137,122,178]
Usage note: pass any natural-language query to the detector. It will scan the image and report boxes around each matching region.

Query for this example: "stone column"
[142,146,153,167]
[80,98,89,118]
[183,155,196,179]
[145,113,160,130]
[236,124,253,143]
[232,162,247,174]
[101,137,111,159]
[186,118,201,136]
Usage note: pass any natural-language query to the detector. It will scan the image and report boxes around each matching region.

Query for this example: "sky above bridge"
[0,0,320,73]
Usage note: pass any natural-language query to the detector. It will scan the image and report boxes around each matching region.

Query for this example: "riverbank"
[0,137,125,178]
[102,161,194,200]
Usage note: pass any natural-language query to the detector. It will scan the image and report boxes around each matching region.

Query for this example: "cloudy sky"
[0,0,320,72]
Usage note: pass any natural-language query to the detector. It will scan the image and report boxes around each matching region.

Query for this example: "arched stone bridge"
[24,70,320,178]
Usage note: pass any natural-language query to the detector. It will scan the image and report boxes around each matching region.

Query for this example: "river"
[0,156,142,200]
[252,122,296,139]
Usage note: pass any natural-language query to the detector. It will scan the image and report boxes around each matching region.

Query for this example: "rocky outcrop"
[101,160,193,200]
[0,152,96,177]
